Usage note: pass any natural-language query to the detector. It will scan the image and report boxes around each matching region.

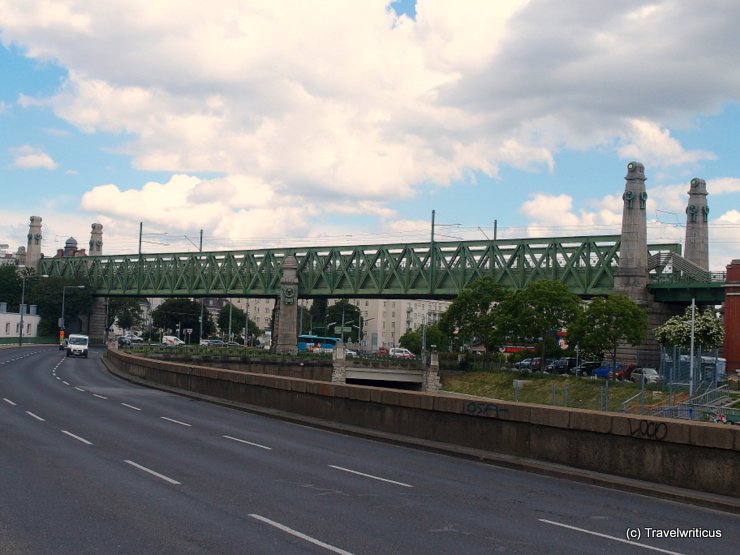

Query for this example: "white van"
[389,347,416,359]
[161,335,185,346]
[66,334,89,358]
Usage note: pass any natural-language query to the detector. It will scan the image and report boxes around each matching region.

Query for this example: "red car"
[614,363,636,381]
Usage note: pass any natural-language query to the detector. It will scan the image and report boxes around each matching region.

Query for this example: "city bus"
[297,335,338,354]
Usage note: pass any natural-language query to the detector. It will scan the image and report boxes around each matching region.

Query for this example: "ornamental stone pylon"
[614,161,649,304]
[684,178,709,270]
[89,223,104,256]
[25,216,43,271]
[274,256,299,354]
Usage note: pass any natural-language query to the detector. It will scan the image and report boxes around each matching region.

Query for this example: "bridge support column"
[724,259,740,376]
[332,343,347,383]
[274,256,299,355]
[88,297,108,345]
[422,351,441,392]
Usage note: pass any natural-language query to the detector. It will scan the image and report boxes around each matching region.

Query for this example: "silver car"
[631,367,660,384]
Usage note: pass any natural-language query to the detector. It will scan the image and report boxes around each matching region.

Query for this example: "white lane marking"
[538,519,684,555]
[249,514,354,555]
[328,465,413,488]
[223,435,272,450]
[3,398,16,406]
[25,411,45,422]
[124,460,181,485]
[74,386,86,392]
[62,381,70,386]
[61,430,93,445]
[121,403,141,411]
[93,394,108,400]
[161,416,192,427]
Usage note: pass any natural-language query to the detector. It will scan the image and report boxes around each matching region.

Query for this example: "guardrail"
[685,384,730,407]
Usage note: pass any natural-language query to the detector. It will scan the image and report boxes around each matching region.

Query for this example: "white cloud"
[3,0,734,201]
[709,177,740,195]
[2,0,740,261]
[617,119,716,167]
[10,145,59,169]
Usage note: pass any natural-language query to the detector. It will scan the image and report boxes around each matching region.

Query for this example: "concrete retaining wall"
[105,349,740,499]
[143,354,332,381]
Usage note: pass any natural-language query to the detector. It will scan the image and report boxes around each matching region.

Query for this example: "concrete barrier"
[105,349,740,501]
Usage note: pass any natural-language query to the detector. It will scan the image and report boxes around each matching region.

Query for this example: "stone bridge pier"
[724,260,740,375]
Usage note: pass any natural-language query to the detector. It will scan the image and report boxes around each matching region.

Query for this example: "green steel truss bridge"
[39,235,726,303]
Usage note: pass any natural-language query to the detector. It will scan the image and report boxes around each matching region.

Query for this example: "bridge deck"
[38,235,724,303]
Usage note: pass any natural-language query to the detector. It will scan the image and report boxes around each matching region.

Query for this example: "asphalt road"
[1,346,738,554]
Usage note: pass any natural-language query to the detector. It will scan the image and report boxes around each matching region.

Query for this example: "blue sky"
[1,1,739,269]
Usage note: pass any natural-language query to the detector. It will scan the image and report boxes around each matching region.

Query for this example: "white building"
[0,302,41,339]
[345,298,450,351]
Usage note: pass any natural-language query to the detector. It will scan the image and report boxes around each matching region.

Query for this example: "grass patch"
[441,370,673,412]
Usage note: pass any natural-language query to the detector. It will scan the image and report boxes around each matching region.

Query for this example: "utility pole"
[429,209,435,294]
[199,229,204,341]
[228,302,233,341]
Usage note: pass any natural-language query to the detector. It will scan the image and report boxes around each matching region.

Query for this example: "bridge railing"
[41,236,715,299]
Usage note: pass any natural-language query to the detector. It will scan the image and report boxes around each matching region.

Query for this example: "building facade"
[0,303,41,339]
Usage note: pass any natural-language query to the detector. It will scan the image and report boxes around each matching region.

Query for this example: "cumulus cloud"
[10,145,59,169]
[617,119,716,167]
[2,1,740,257]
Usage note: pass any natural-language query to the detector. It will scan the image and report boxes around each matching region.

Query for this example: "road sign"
[334,326,352,334]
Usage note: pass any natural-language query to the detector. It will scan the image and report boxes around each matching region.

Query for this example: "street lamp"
[60,285,86,342]
[359,317,375,352]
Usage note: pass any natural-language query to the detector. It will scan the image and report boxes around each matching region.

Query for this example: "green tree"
[438,277,510,350]
[107,298,144,332]
[324,300,361,342]
[497,279,580,369]
[152,298,214,342]
[655,306,724,351]
[399,328,422,353]
[0,265,23,310]
[217,302,246,340]
[309,297,328,331]
[568,294,648,365]
[400,323,450,354]
[28,276,93,336]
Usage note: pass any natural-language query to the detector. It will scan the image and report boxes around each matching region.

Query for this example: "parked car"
[345,349,357,358]
[200,339,225,347]
[546,357,578,374]
[377,346,389,356]
[572,361,600,377]
[614,363,637,381]
[592,362,623,379]
[630,367,660,385]
[514,358,533,370]
[117,336,131,348]
[389,347,416,359]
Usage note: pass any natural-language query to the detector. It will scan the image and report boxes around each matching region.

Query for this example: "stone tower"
[683,178,709,270]
[274,256,299,354]
[89,223,104,256]
[614,162,649,304]
[25,216,43,270]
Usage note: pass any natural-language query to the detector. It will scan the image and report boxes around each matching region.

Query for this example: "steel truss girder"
[39,235,686,299]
